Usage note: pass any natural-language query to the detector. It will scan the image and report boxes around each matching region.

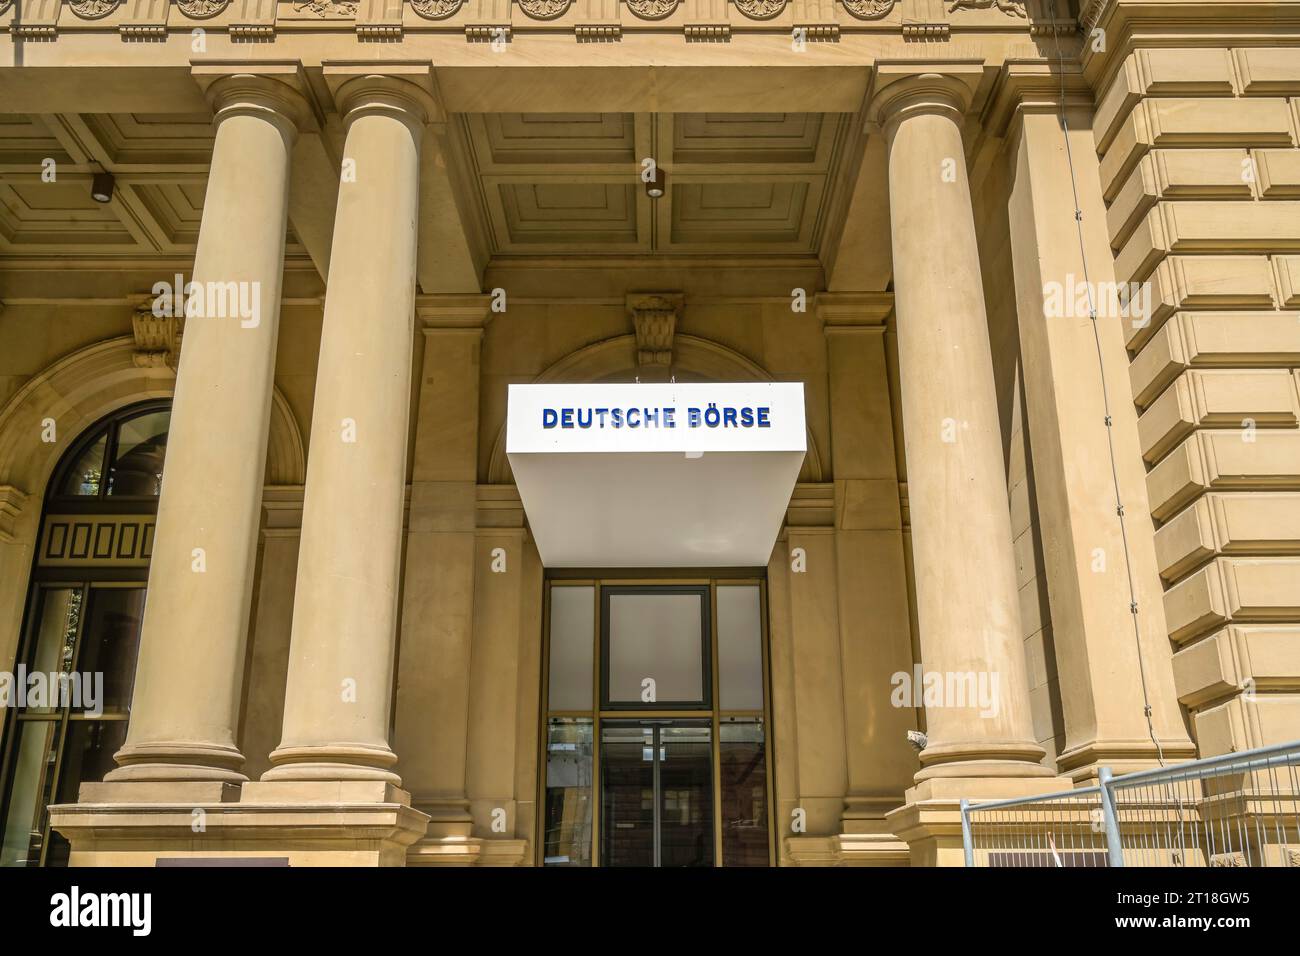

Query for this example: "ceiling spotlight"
[91,172,115,204]
[644,167,666,199]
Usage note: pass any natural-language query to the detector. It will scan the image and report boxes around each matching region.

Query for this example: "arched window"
[0,400,170,867]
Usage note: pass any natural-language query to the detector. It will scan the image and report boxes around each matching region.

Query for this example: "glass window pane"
[0,720,62,867]
[17,589,82,716]
[40,719,131,868]
[658,722,714,868]
[58,435,106,496]
[75,588,145,717]
[720,719,769,867]
[606,591,705,706]
[599,722,655,867]
[108,409,169,496]
[543,718,593,866]
[717,585,763,710]
[547,586,593,712]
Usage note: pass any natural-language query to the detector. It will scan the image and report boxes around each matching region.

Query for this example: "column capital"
[416,293,493,333]
[191,61,319,135]
[814,291,894,332]
[866,61,985,136]
[322,61,443,131]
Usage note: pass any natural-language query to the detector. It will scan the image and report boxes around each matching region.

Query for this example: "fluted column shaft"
[264,76,429,783]
[110,75,306,783]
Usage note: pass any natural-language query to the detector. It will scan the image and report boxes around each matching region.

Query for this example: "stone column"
[869,71,1052,789]
[260,70,435,786]
[107,69,309,786]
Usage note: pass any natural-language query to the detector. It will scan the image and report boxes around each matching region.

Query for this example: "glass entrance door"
[601,720,713,867]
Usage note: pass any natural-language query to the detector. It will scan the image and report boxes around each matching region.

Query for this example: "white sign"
[506,382,806,455]
[506,382,807,568]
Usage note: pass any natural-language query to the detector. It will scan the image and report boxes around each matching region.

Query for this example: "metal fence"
[961,740,1300,867]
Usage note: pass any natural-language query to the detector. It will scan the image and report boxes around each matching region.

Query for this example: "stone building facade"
[0,0,1297,866]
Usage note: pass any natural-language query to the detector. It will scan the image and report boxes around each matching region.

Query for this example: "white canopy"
[506,382,806,568]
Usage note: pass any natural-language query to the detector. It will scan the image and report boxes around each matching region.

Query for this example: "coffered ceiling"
[0,108,854,272]
[0,111,305,260]
[456,111,853,257]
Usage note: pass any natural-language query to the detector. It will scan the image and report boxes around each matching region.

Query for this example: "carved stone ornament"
[733,0,786,20]
[69,0,122,19]
[627,0,680,19]
[292,0,360,16]
[947,0,1027,16]
[841,0,895,19]
[628,293,683,368]
[412,0,465,17]
[177,0,231,17]
[0,0,13,14]
[518,0,572,19]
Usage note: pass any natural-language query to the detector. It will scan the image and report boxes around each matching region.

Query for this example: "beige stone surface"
[2,1,1298,869]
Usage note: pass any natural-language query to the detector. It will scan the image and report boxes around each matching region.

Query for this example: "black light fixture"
[644,166,666,199]
[91,171,115,204]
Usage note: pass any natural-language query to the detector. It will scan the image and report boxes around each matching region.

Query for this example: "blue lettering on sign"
[538,405,775,430]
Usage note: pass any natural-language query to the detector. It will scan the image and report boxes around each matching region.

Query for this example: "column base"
[49,780,429,867]
[785,830,911,866]
[106,740,248,783]
[1056,737,1199,784]
[885,774,1073,867]
[261,745,402,784]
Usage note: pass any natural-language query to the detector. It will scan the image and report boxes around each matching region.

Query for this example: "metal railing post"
[1098,766,1125,868]
[960,799,974,867]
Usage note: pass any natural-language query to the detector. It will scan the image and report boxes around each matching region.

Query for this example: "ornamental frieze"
[412,0,465,18]
[733,0,786,20]
[626,0,680,20]
[292,0,360,16]
[69,0,121,18]
[177,0,231,17]
[947,0,1027,16]
[518,0,572,19]
[841,0,896,18]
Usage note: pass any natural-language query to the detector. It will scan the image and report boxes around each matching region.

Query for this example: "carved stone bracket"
[627,293,684,368]
[132,303,183,370]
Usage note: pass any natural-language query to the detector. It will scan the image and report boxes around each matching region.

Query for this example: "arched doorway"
[0,400,169,866]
